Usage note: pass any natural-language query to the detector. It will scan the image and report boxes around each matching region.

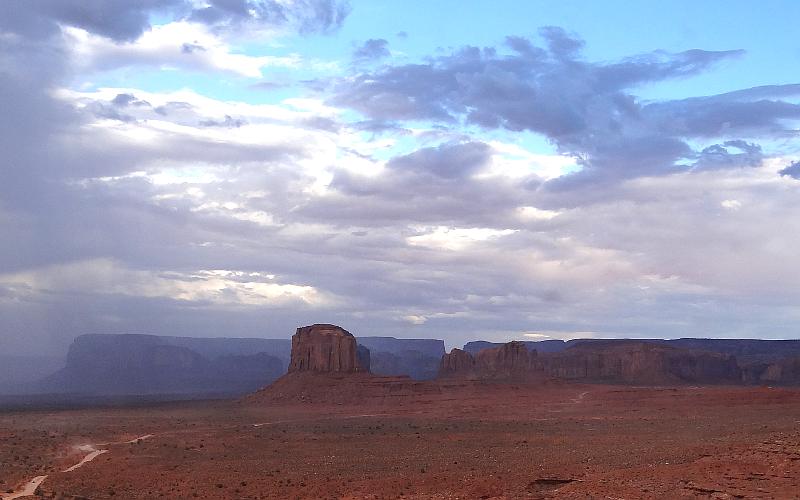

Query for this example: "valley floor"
[3,383,800,499]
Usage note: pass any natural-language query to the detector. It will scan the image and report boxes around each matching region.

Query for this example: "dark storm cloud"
[692,140,763,170]
[387,142,492,179]
[0,0,178,41]
[351,120,410,135]
[0,0,351,206]
[189,0,351,34]
[779,161,800,179]
[301,153,529,229]
[353,38,390,61]
[0,0,346,325]
[332,27,741,130]
[331,27,799,185]
[642,85,800,138]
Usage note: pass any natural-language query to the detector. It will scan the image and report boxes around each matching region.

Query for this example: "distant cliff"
[463,340,569,355]
[663,339,800,364]
[459,338,800,385]
[539,341,742,384]
[40,334,289,396]
[442,340,742,385]
[36,334,800,396]
[357,337,444,380]
[35,332,449,396]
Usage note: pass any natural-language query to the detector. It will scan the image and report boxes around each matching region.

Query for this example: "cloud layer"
[1,4,799,356]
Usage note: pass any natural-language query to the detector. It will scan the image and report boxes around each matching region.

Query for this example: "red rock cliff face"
[539,342,741,384]
[288,324,370,373]
[475,341,535,379]
[439,342,538,380]
[439,348,475,376]
[438,340,741,385]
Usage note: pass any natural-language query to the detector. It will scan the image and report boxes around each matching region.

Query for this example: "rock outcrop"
[743,356,800,385]
[463,340,569,355]
[288,324,370,373]
[538,341,741,384]
[249,325,459,404]
[440,340,742,385]
[475,341,534,379]
[439,348,476,376]
[440,342,539,381]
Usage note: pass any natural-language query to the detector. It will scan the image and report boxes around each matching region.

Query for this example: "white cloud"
[481,141,577,180]
[0,260,331,307]
[402,315,427,325]
[407,226,518,251]
[516,206,561,221]
[721,199,742,211]
[523,331,600,340]
[64,22,298,77]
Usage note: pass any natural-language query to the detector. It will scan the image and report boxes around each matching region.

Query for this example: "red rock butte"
[287,324,370,373]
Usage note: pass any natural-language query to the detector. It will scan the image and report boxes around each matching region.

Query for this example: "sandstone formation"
[440,340,742,385]
[249,325,468,403]
[288,324,370,373]
[440,342,540,381]
[538,341,741,384]
[743,356,800,385]
[475,341,534,379]
[463,339,568,355]
[439,348,475,375]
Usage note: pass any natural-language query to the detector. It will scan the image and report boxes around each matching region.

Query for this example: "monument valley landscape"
[3,1,800,498]
[4,324,800,499]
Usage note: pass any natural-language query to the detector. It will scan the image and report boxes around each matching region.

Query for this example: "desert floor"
[3,382,800,499]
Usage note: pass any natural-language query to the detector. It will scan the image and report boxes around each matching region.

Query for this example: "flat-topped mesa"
[438,339,743,385]
[439,341,538,380]
[288,324,370,374]
[476,341,534,377]
[542,341,742,384]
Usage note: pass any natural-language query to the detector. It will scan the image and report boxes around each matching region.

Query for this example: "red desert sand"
[3,381,800,499]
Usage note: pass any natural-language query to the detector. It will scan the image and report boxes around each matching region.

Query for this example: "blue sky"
[97,1,800,104]
[1,0,800,355]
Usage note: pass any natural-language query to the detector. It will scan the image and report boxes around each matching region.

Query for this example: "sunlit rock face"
[288,324,370,373]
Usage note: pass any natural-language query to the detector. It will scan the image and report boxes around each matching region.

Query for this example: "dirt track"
[2,383,800,498]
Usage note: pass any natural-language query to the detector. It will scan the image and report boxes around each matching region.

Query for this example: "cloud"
[3,6,800,358]
[331,27,799,186]
[0,259,331,306]
[65,22,300,78]
[692,140,763,171]
[387,141,492,179]
[353,38,389,62]
[189,0,351,35]
[1,0,177,42]
[779,160,800,179]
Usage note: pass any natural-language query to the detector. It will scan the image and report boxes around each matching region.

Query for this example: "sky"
[1,0,799,356]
